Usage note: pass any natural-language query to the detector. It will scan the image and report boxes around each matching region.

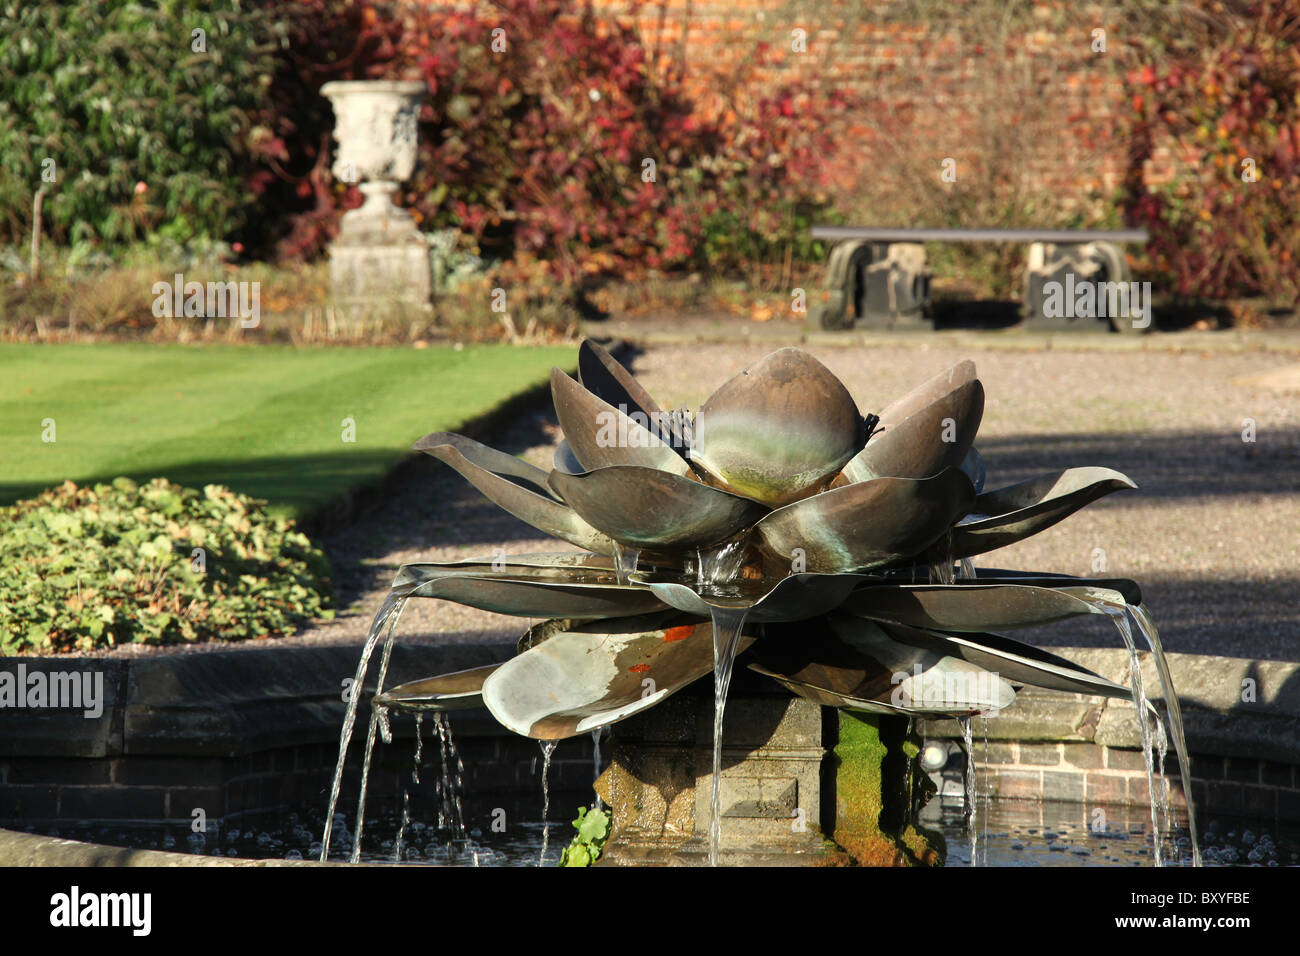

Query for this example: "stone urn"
[320,80,432,314]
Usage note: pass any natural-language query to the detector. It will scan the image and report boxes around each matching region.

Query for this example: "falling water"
[350,606,403,864]
[1131,602,1202,866]
[1095,600,1165,866]
[538,740,558,866]
[930,528,958,585]
[591,726,607,810]
[393,791,412,863]
[958,557,976,580]
[611,541,640,586]
[708,606,750,867]
[411,712,424,785]
[433,713,467,842]
[959,716,977,867]
[1078,591,1201,865]
[981,713,990,867]
[320,591,407,861]
[697,538,749,589]
[392,713,425,862]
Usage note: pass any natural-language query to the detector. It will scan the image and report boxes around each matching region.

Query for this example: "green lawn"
[0,342,574,519]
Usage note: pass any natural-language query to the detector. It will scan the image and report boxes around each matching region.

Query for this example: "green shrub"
[0,477,333,654]
[0,0,280,248]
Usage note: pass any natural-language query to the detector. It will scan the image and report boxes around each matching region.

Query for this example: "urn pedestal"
[320,81,432,317]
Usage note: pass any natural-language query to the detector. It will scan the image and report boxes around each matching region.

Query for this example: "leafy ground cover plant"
[0,477,333,654]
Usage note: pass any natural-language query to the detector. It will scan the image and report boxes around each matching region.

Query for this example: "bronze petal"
[691,348,864,507]
[868,620,1132,700]
[845,581,1103,632]
[841,378,984,483]
[947,467,1137,559]
[391,555,669,618]
[753,467,975,573]
[551,368,689,475]
[641,571,879,624]
[482,619,749,739]
[749,614,1015,716]
[414,432,614,555]
[548,464,766,550]
[577,340,686,450]
[373,664,500,712]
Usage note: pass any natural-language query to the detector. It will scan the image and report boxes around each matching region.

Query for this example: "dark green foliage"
[0,477,333,654]
[0,0,280,247]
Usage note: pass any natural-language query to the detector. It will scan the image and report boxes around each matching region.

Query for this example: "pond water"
[19,796,1299,867]
[930,799,1300,867]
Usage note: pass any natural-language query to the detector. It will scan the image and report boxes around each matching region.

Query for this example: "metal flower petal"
[946,467,1137,559]
[576,340,687,452]
[481,618,749,739]
[551,367,690,475]
[840,362,984,483]
[843,580,1113,632]
[413,432,615,555]
[752,467,976,573]
[747,613,1016,717]
[638,570,882,624]
[863,620,1133,701]
[391,554,669,618]
[691,348,866,507]
[374,664,501,712]
[548,464,766,550]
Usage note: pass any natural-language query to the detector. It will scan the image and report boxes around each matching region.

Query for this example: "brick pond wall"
[2,645,1298,827]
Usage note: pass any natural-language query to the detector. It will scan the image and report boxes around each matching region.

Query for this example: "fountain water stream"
[1132,603,1202,866]
[960,716,977,866]
[538,740,558,866]
[611,542,640,586]
[1096,600,1165,866]
[591,726,607,810]
[708,605,749,866]
[320,591,408,861]
[1077,591,1201,865]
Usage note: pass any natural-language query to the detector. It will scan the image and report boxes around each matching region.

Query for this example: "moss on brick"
[832,712,945,866]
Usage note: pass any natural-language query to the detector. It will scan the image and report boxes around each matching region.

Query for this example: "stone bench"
[809,226,1150,333]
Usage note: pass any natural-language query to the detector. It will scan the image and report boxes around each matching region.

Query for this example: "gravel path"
[99,340,1300,663]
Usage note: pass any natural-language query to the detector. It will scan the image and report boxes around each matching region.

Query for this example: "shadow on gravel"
[977,428,1300,500]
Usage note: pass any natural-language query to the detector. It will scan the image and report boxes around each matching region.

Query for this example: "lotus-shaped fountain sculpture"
[332,339,1196,866]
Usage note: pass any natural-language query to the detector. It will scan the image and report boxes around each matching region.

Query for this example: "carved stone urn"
[320,80,432,314]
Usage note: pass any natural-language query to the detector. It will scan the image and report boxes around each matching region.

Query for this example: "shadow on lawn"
[0,449,413,523]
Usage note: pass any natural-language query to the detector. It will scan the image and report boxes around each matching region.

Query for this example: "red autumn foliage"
[245,0,852,284]
[1120,0,1300,302]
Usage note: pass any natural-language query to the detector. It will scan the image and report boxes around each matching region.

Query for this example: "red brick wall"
[514,0,1190,222]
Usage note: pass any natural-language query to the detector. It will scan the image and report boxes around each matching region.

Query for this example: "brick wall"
[973,740,1300,822]
[451,0,1192,218]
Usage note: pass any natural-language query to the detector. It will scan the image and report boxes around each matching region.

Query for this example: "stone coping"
[0,643,515,759]
[919,648,1300,766]
[0,826,347,866]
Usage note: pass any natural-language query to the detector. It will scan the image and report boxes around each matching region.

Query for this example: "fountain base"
[591,672,942,866]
